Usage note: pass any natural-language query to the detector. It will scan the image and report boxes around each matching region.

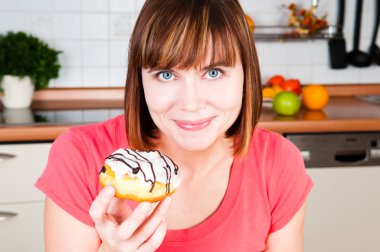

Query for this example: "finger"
[108,198,133,224]
[138,221,167,252]
[129,197,172,245]
[116,201,153,241]
[89,186,115,225]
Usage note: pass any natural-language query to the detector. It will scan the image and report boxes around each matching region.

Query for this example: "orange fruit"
[302,84,329,110]
[272,85,283,95]
[262,87,276,99]
[262,85,283,99]
[266,75,285,87]
[245,15,255,33]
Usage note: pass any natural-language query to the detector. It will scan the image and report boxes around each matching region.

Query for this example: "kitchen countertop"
[1,86,380,142]
[259,96,380,133]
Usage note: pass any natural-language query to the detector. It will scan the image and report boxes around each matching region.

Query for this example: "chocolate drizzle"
[103,149,179,194]
[99,166,106,174]
[107,153,156,192]
[126,149,157,192]
[158,153,175,193]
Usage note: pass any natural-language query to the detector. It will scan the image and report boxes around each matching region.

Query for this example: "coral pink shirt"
[36,114,313,251]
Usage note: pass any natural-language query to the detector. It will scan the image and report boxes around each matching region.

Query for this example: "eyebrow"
[146,67,165,73]
[145,60,231,73]
[199,61,231,71]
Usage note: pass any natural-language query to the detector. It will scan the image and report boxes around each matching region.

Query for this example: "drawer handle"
[334,150,367,163]
[0,212,18,222]
[0,153,16,162]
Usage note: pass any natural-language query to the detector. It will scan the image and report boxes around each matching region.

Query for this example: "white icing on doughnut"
[104,148,180,191]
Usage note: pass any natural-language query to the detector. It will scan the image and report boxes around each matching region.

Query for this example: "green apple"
[272,91,301,116]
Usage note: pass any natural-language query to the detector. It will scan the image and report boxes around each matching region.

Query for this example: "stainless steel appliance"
[286,132,380,252]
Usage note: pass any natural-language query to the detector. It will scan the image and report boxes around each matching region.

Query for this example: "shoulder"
[49,114,127,168]
[244,127,304,178]
[66,114,125,140]
[36,116,126,228]
[247,127,299,158]
[239,128,312,234]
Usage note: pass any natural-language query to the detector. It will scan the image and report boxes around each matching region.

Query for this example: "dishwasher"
[286,132,380,252]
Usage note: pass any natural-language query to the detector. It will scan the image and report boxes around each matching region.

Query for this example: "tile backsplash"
[0,0,379,87]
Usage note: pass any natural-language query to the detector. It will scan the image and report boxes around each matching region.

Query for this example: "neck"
[157,135,234,179]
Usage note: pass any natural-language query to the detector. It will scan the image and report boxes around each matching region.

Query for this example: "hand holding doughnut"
[89,186,171,252]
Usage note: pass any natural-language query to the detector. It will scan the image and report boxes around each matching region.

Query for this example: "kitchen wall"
[0,0,379,88]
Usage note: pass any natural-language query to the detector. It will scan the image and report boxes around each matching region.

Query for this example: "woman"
[36,0,313,251]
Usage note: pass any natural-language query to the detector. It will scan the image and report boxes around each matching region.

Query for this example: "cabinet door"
[305,167,380,252]
[0,201,44,252]
[0,143,51,203]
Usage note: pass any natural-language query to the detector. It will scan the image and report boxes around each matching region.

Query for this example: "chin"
[174,136,220,152]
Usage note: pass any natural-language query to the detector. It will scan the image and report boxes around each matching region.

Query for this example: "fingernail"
[162,197,172,207]
[104,186,115,196]
[139,202,151,214]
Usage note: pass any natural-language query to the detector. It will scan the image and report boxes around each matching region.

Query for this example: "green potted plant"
[0,31,61,108]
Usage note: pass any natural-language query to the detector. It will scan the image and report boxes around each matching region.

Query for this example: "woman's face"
[141,52,244,152]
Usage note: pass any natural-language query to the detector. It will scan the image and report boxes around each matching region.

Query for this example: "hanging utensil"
[328,0,348,69]
[348,0,372,67]
[369,0,380,64]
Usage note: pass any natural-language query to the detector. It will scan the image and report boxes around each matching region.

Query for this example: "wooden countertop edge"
[32,87,125,101]
[325,84,380,96]
[0,125,71,142]
[1,118,379,142]
[258,119,380,134]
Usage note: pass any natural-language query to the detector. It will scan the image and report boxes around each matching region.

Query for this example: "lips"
[173,116,216,131]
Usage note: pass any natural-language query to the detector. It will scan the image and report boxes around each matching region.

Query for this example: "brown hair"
[124,0,262,157]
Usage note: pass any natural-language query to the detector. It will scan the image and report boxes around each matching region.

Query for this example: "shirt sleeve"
[268,136,313,233]
[35,128,98,227]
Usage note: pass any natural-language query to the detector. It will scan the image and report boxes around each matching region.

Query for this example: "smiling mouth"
[174,116,216,131]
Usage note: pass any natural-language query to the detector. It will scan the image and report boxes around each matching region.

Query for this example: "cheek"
[142,84,178,114]
[208,79,244,110]
[147,99,172,116]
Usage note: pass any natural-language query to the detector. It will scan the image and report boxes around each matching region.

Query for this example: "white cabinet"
[0,143,51,252]
[305,166,380,252]
[0,202,44,251]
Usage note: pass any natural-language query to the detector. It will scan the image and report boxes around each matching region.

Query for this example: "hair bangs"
[138,1,239,71]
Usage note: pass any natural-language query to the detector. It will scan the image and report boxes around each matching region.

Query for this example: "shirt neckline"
[163,155,245,243]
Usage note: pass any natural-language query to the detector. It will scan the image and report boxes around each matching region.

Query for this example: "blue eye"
[158,71,174,81]
[206,69,221,79]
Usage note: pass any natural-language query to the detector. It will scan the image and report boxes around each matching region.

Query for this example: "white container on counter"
[0,75,34,109]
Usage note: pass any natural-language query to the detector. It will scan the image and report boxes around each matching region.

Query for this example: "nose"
[179,76,206,112]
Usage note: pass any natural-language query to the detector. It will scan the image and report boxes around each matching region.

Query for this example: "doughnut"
[99,148,180,202]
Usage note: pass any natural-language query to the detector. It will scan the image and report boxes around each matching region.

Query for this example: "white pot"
[0,75,35,108]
